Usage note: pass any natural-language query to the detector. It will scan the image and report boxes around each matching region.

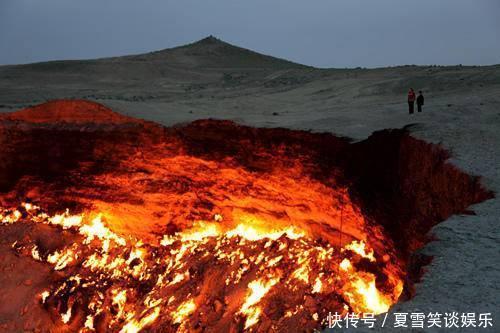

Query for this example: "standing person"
[408,88,416,114]
[417,91,424,112]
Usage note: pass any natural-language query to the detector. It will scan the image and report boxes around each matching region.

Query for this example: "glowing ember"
[1,203,403,331]
[40,291,50,304]
[240,278,279,329]
[120,307,160,333]
[343,240,376,262]
[172,299,196,324]
[61,306,72,324]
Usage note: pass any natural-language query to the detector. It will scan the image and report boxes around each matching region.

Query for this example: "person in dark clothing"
[417,91,424,112]
[408,88,416,114]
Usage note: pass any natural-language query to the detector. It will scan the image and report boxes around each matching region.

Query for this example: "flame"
[240,278,279,329]
[40,291,50,304]
[226,223,303,241]
[227,214,304,241]
[84,315,94,330]
[343,240,376,262]
[61,306,72,324]
[172,299,196,324]
[47,247,77,270]
[0,209,21,224]
[31,246,42,261]
[291,264,310,283]
[312,276,323,293]
[340,258,352,271]
[112,289,128,320]
[347,275,392,314]
[339,252,396,314]
[0,203,404,332]
[179,221,221,242]
[48,210,83,229]
[168,216,305,244]
[79,214,126,246]
[120,307,160,333]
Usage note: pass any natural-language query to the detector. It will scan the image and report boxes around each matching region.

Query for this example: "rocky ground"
[0,36,499,332]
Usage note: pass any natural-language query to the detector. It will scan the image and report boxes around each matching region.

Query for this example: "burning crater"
[0,100,492,332]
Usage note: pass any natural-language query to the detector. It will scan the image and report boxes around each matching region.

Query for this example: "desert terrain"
[0,36,498,332]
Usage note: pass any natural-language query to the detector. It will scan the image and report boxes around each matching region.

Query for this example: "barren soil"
[0,37,499,332]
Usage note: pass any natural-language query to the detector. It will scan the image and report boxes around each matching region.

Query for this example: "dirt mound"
[0,100,141,125]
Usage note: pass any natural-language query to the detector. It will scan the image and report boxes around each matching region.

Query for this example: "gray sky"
[1,0,499,68]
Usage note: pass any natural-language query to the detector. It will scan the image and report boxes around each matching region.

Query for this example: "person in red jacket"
[407,88,416,114]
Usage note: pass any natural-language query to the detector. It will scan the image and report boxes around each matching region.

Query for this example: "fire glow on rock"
[1,100,489,332]
[1,202,402,332]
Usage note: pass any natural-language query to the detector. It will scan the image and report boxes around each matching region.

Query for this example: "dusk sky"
[1,0,499,68]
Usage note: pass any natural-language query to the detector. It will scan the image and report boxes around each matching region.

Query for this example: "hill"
[131,36,309,69]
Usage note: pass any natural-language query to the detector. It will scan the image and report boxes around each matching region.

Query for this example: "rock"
[258,318,272,331]
[304,295,316,310]
[23,320,32,329]
[20,305,29,316]
[214,299,224,313]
